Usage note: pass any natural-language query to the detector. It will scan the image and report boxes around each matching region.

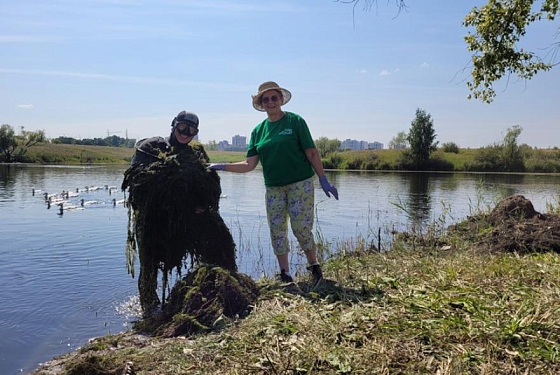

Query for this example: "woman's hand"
[319,176,339,200]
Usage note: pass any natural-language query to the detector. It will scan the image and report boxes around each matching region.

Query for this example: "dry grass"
[34,233,560,374]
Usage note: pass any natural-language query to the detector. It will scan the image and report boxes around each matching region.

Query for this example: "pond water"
[1,164,559,375]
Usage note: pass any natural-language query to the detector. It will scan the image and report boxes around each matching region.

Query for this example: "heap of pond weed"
[121,146,258,334]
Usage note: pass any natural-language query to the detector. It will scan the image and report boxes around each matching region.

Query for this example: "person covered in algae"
[126,110,237,314]
[208,81,338,283]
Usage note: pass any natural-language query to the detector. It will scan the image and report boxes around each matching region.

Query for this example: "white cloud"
[17,104,34,109]
[380,68,400,76]
[0,68,251,91]
[357,69,367,74]
[420,62,429,68]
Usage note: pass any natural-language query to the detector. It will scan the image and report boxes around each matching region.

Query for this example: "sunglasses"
[261,95,279,104]
[176,122,199,136]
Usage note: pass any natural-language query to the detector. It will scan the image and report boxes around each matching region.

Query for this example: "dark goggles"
[175,122,199,136]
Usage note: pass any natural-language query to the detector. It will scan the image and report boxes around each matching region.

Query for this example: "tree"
[502,125,524,170]
[441,142,460,153]
[388,131,409,150]
[315,137,341,156]
[407,108,438,167]
[464,0,559,103]
[0,124,18,162]
[0,124,45,162]
[471,125,525,171]
[337,0,559,102]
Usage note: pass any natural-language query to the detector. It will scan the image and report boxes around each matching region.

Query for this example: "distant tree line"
[1,123,137,163]
[316,110,560,173]
[51,135,136,148]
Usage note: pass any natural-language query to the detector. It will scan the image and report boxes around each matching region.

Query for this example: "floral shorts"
[265,177,315,256]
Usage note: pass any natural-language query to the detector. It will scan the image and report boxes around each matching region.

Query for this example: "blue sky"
[2,0,559,148]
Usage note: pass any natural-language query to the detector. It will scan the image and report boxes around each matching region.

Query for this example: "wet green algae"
[121,146,239,310]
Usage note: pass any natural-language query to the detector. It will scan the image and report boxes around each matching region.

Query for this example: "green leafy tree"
[464,0,559,103]
[502,125,525,170]
[388,131,409,149]
[471,125,525,171]
[315,137,341,157]
[406,108,438,167]
[0,124,18,162]
[0,124,46,162]
[337,0,559,102]
[441,142,460,153]
[17,128,46,161]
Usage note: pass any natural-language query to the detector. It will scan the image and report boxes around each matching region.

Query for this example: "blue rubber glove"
[319,176,338,200]
[207,163,226,171]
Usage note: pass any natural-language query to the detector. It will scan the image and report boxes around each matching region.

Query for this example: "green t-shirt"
[247,112,316,187]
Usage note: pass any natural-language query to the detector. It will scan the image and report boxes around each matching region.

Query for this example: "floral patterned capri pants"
[265,177,315,256]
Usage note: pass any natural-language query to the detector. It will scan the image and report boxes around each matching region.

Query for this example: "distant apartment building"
[232,135,247,149]
[368,141,383,150]
[340,139,383,151]
[218,140,230,150]
[217,135,247,151]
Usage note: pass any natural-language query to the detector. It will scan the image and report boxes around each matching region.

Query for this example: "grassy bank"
[12,143,560,173]
[34,207,560,374]
[322,148,560,173]
[20,143,247,164]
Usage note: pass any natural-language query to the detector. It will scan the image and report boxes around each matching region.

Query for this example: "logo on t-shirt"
[278,129,293,135]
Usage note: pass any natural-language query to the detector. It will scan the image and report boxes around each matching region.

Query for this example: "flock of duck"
[32,185,126,215]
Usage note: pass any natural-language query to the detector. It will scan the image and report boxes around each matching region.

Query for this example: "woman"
[208,81,338,282]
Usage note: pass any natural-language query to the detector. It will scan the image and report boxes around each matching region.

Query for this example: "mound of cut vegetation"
[450,195,560,254]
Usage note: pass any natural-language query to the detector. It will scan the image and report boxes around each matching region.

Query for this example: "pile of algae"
[121,147,237,301]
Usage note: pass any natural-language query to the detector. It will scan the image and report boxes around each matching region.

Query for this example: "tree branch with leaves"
[464,0,559,103]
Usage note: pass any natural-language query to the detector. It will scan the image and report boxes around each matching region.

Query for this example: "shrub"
[441,142,459,153]
[345,152,379,170]
[321,152,343,169]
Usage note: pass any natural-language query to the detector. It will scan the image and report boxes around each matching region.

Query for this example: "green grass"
[24,143,135,164]
[323,149,478,171]
[33,218,560,374]
[19,143,246,164]
[206,150,246,163]
[13,143,560,173]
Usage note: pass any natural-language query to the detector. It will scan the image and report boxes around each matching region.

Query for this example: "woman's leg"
[265,185,291,273]
[287,178,316,255]
[287,178,322,280]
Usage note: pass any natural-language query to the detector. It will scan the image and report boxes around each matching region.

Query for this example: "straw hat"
[252,81,292,112]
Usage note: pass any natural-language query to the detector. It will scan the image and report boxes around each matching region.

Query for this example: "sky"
[1,0,559,148]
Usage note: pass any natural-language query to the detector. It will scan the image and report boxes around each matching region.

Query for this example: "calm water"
[1,164,559,375]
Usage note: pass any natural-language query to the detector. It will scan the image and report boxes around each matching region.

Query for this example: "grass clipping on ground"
[34,195,560,375]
